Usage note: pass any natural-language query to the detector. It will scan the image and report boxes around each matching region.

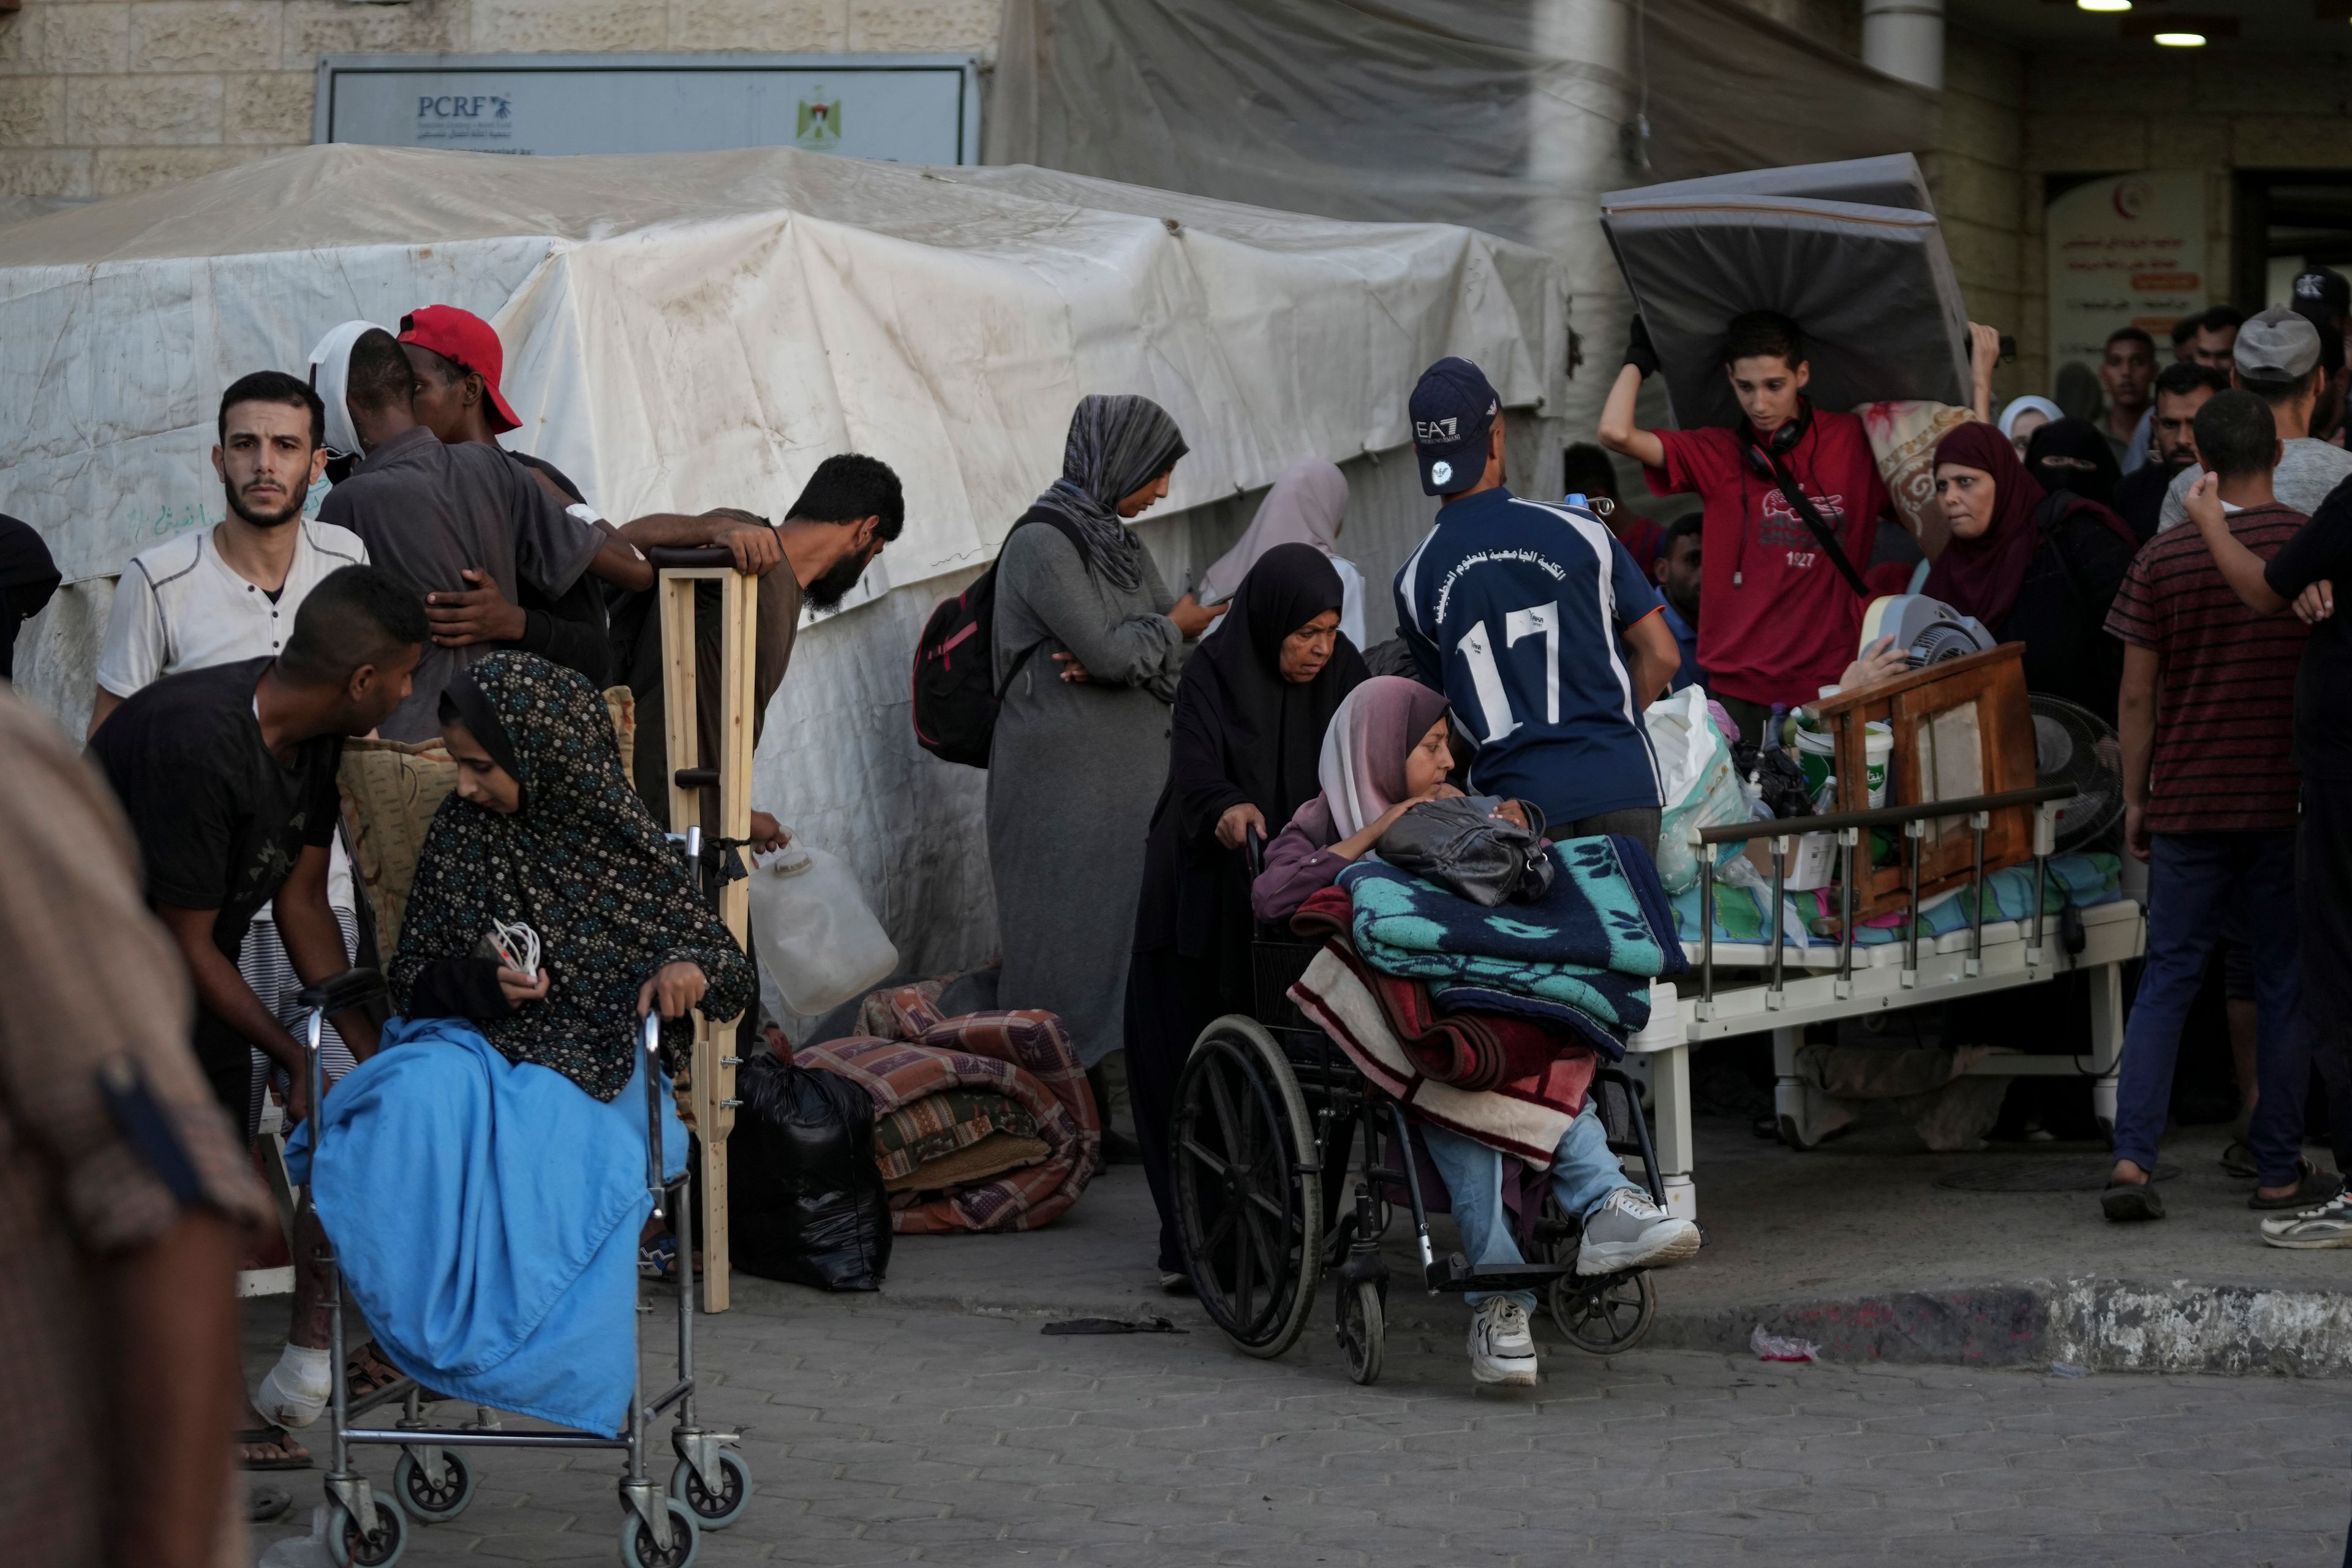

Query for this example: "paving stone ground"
[246,1277,2352,1567]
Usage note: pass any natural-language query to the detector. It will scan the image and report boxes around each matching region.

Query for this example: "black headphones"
[1741,396,1814,478]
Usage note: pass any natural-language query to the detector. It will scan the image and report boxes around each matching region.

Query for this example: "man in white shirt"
[91,372,369,729]
[2159,308,2352,533]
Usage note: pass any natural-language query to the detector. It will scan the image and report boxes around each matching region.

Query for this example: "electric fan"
[2030,694,2124,851]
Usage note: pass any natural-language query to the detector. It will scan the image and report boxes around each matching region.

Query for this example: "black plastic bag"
[1732,741,1817,820]
[728,1052,892,1292]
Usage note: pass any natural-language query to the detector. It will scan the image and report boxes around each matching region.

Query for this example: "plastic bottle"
[745,842,900,1018]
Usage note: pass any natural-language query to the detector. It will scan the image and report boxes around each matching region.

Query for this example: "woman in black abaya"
[1124,543,1368,1291]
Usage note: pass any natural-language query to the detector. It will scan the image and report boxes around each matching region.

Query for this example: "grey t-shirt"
[2158,437,2352,533]
[317,426,603,740]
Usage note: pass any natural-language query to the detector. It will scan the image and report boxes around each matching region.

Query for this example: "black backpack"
[910,512,1085,768]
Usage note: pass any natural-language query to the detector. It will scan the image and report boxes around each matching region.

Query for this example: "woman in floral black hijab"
[391,651,753,1101]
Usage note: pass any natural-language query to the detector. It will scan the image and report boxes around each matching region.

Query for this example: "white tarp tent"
[0,143,1566,997]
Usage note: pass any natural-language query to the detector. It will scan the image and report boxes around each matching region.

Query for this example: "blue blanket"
[286,1018,685,1437]
[1338,835,1687,1034]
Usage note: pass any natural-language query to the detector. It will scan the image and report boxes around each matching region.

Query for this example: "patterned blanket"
[1671,852,2124,948]
[1310,933,1593,1091]
[796,986,1100,1234]
[1332,835,1686,1034]
[1288,946,1594,1169]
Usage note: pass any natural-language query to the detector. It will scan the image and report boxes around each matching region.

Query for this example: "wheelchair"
[1168,837,1668,1385]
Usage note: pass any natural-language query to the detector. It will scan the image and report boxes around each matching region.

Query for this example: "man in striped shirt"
[2100,391,2336,1222]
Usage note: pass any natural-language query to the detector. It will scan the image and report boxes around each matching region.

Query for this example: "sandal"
[2219,1140,2258,1180]
[2250,1165,2345,1211]
[236,1423,312,1471]
[2100,1181,2165,1222]
[344,1344,405,1400]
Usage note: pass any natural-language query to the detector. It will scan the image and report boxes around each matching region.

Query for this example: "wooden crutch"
[650,546,759,1313]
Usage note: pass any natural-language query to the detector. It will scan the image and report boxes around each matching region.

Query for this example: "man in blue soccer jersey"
[1394,357,1682,857]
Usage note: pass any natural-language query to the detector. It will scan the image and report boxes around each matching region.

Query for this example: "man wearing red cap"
[398,304,783,682]
[396,306,628,683]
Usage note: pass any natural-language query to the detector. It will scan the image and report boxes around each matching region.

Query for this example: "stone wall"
[1921,26,2029,405]
[2014,47,2352,395]
[0,0,1005,200]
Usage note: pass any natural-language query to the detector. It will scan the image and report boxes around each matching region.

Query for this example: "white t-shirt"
[96,518,369,909]
[2157,438,2352,532]
[96,519,369,696]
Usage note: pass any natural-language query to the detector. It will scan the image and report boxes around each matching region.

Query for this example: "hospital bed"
[1619,784,2147,1221]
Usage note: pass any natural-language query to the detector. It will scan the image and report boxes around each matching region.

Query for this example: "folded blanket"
[797,996,1099,1234]
[1288,945,1593,1169]
[873,1089,1042,1187]
[285,1017,684,1438]
[1322,836,1681,1034]
[1428,984,1629,1061]
[1313,937,1587,1091]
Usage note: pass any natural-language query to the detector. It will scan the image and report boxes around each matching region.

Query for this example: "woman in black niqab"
[2024,417,2124,510]
[1124,543,1368,1289]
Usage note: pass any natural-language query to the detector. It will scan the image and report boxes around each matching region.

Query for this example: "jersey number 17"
[1455,601,1561,742]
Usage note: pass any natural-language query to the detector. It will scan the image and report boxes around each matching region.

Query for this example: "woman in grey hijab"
[988,394,1226,1125]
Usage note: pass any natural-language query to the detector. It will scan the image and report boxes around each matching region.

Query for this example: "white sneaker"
[1577,1186,1702,1273]
[2261,1194,2352,1248]
[1468,1297,1538,1386]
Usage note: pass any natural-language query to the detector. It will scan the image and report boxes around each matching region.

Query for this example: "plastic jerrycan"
[745,840,900,1018]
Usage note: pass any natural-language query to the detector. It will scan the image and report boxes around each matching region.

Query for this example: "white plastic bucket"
[1796,722,1893,809]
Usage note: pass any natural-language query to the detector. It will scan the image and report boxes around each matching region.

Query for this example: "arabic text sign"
[317,53,979,165]
[2046,171,2206,375]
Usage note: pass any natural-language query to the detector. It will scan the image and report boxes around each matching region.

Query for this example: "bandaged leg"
[254,1343,332,1428]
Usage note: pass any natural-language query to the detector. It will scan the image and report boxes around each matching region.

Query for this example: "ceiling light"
[2152,30,2206,45]
[2076,0,2130,12]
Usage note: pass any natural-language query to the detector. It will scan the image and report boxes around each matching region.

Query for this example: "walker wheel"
[325,1496,406,1567]
[394,1447,476,1523]
[1335,1278,1385,1386]
[669,1450,752,1530]
[1550,1268,1657,1355]
[619,1500,699,1567]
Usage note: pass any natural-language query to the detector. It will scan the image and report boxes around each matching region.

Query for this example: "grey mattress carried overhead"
[1600,154,1971,433]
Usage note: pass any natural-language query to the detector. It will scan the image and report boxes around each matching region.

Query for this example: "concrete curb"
[867,1273,2352,1378]
[1643,1278,2352,1376]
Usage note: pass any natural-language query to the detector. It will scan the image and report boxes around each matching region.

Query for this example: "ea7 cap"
[1410,356,1501,496]
[398,304,521,433]
[2235,306,2321,382]
[2294,266,2351,320]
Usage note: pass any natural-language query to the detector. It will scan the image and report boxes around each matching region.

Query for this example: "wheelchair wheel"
[1174,1017,1322,1359]
[1550,1269,1657,1355]
[1335,1278,1385,1386]
[669,1449,752,1531]
[618,1501,699,1567]
[325,1495,405,1567]
[393,1447,475,1522]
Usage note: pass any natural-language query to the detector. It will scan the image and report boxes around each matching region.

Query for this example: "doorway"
[2234,171,2352,311]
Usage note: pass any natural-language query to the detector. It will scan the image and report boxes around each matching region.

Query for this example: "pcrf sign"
[316,53,980,165]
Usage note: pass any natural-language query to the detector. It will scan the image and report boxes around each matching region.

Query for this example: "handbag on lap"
[1376,796,1552,908]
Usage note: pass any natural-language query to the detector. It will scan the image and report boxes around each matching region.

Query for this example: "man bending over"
[88,565,424,1453]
